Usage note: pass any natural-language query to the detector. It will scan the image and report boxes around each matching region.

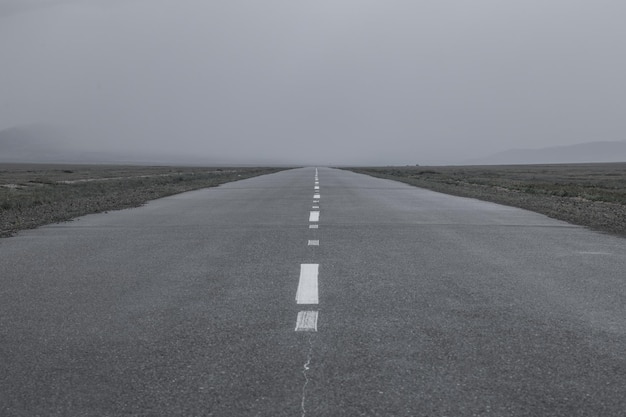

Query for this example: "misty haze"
[1,0,626,165]
[4,3,626,416]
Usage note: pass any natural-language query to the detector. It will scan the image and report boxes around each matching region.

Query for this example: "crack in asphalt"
[301,333,315,417]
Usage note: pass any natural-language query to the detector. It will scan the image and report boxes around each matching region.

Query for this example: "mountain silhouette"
[466,141,626,165]
[0,124,223,165]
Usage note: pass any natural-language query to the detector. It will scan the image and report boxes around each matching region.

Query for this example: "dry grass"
[345,163,626,236]
[0,164,287,237]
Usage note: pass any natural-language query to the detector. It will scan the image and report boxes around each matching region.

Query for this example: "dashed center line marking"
[308,240,319,246]
[295,311,318,331]
[313,194,320,199]
[309,211,320,222]
[296,264,319,304]
[312,205,319,209]
[309,225,319,229]
[314,186,320,190]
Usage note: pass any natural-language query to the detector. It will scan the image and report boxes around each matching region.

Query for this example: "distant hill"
[0,125,87,163]
[0,124,225,165]
[466,141,626,165]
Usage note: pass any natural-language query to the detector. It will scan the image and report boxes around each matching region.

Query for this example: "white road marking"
[314,194,320,199]
[296,264,319,304]
[313,200,319,204]
[309,211,320,222]
[314,186,320,190]
[295,311,318,331]
[312,205,319,209]
[308,240,319,246]
[309,225,319,229]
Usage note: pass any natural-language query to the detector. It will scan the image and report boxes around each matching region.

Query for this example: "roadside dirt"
[347,165,626,237]
[0,164,286,238]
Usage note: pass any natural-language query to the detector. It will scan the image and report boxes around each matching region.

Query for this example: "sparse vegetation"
[0,164,287,237]
[345,163,626,236]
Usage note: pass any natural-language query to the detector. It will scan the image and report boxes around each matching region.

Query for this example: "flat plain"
[347,163,626,236]
[3,162,626,239]
[0,164,286,237]
[3,167,626,416]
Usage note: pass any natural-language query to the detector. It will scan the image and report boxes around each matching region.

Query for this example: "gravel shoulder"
[345,164,626,237]
[0,164,288,238]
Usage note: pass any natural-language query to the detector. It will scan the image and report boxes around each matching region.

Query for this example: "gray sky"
[1,0,625,165]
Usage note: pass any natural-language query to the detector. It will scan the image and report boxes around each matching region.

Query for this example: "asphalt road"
[2,167,626,416]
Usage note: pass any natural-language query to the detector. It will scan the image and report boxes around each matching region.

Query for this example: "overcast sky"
[1,0,625,165]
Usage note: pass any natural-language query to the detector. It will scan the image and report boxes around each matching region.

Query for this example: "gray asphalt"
[2,167,626,416]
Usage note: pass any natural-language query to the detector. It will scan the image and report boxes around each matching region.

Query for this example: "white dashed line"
[312,205,319,209]
[295,311,318,331]
[314,194,320,199]
[309,225,319,229]
[314,186,320,190]
[309,211,320,222]
[296,264,319,304]
[308,240,319,246]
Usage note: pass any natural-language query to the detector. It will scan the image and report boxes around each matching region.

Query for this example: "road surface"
[1,167,626,416]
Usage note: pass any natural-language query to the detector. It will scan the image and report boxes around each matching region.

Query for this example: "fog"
[2,0,625,165]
